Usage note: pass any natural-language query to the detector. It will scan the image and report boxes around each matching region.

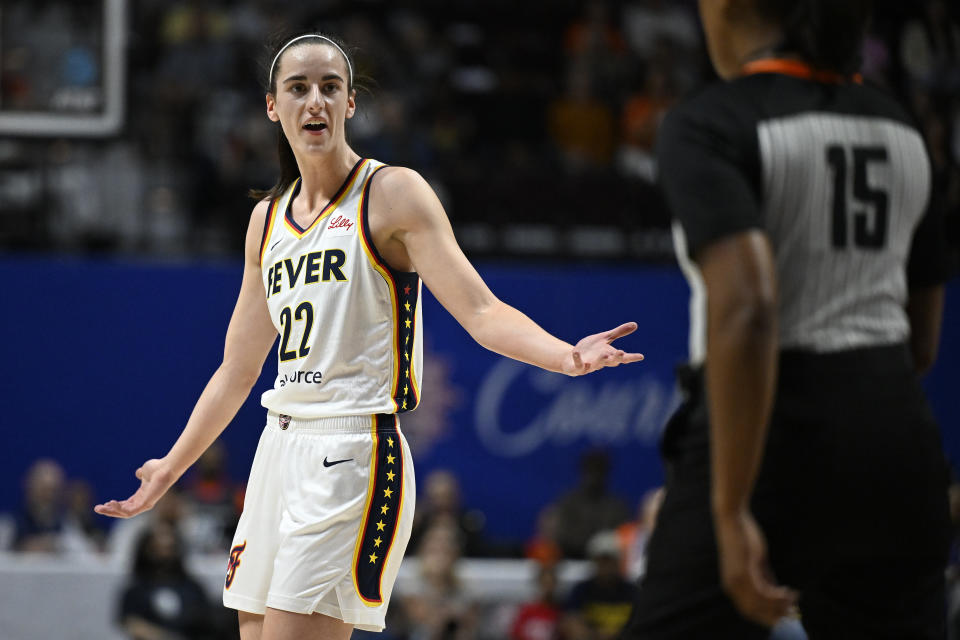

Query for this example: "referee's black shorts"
[620,343,951,640]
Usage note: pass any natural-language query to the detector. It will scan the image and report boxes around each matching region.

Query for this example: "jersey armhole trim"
[258,198,280,266]
[357,166,422,412]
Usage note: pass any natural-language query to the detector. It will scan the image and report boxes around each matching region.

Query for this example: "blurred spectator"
[63,479,108,553]
[410,469,488,557]
[404,520,480,640]
[565,0,627,59]
[524,504,563,566]
[900,0,960,92]
[560,530,634,640]
[182,439,243,553]
[621,0,700,60]
[563,0,629,101]
[614,486,664,582]
[108,486,191,565]
[116,521,223,640]
[548,61,616,173]
[548,450,630,559]
[510,563,563,640]
[13,458,66,553]
[861,26,893,87]
[12,459,107,555]
[617,61,677,181]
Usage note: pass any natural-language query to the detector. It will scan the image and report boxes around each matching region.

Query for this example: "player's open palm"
[94,458,175,518]
[563,322,644,375]
[715,509,797,627]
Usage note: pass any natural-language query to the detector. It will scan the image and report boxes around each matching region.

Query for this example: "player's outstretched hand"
[715,509,798,628]
[563,322,644,376]
[94,458,176,519]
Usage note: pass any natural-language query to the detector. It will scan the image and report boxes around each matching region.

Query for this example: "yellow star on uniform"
[401,399,407,409]
[386,470,396,481]
[369,553,379,564]
[404,301,411,311]
[404,319,411,328]
[383,487,394,499]
[387,436,394,447]
[380,504,389,515]
[404,351,409,360]
[387,453,396,464]
[405,335,410,344]
[376,520,386,531]
[374,537,382,548]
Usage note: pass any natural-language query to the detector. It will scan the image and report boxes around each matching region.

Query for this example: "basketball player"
[95,33,643,640]
[619,1,952,638]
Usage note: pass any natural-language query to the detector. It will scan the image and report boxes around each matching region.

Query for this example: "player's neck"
[296,147,362,210]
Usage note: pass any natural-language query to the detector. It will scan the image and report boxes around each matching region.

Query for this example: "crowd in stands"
[1,1,955,265]
[1,447,667,639]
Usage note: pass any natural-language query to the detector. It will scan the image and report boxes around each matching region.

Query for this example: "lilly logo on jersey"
[278,370,323,387]
[327,215,353,236]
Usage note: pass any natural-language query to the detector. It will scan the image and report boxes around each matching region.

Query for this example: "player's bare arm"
[95,201,278,518]
[699,230,797,627]
[367,166,643,375]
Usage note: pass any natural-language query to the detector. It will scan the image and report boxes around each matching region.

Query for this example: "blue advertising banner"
[0,256,957,547]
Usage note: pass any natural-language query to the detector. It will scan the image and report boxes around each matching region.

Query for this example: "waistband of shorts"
[266,411,399,434]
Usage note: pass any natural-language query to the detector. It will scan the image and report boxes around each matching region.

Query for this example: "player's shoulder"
[369,165,437,207]
[371,165,428,191]
[246,197,273,232]
[250,196,272,220]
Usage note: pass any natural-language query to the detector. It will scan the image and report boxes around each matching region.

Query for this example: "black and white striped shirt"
[658,62,949,364]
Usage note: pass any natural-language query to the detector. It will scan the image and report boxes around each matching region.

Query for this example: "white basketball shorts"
[222,412,415,632]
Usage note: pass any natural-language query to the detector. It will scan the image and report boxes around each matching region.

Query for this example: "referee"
[621,1,952,638]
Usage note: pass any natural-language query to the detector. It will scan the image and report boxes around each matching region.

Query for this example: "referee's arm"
[700,232,778,519]
[658,103,796,626]
[906,201,949,375]
[699,231,796,628]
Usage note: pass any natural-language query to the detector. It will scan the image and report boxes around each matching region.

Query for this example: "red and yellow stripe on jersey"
[258,198,281,266]
[357,166,422,413]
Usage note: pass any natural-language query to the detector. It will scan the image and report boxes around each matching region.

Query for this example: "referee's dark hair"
[756,0,873,74]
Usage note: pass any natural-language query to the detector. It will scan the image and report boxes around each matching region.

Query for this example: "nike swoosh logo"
[323,457,353,467]
[270,239,282,251]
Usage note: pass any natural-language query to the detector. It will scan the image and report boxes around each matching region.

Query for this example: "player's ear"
[345,89,357,120]
[266,93,280,122]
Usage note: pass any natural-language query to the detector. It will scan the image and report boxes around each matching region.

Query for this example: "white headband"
[268,34,353,90]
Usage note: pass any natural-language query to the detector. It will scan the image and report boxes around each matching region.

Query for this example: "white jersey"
[258,158,423,418]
